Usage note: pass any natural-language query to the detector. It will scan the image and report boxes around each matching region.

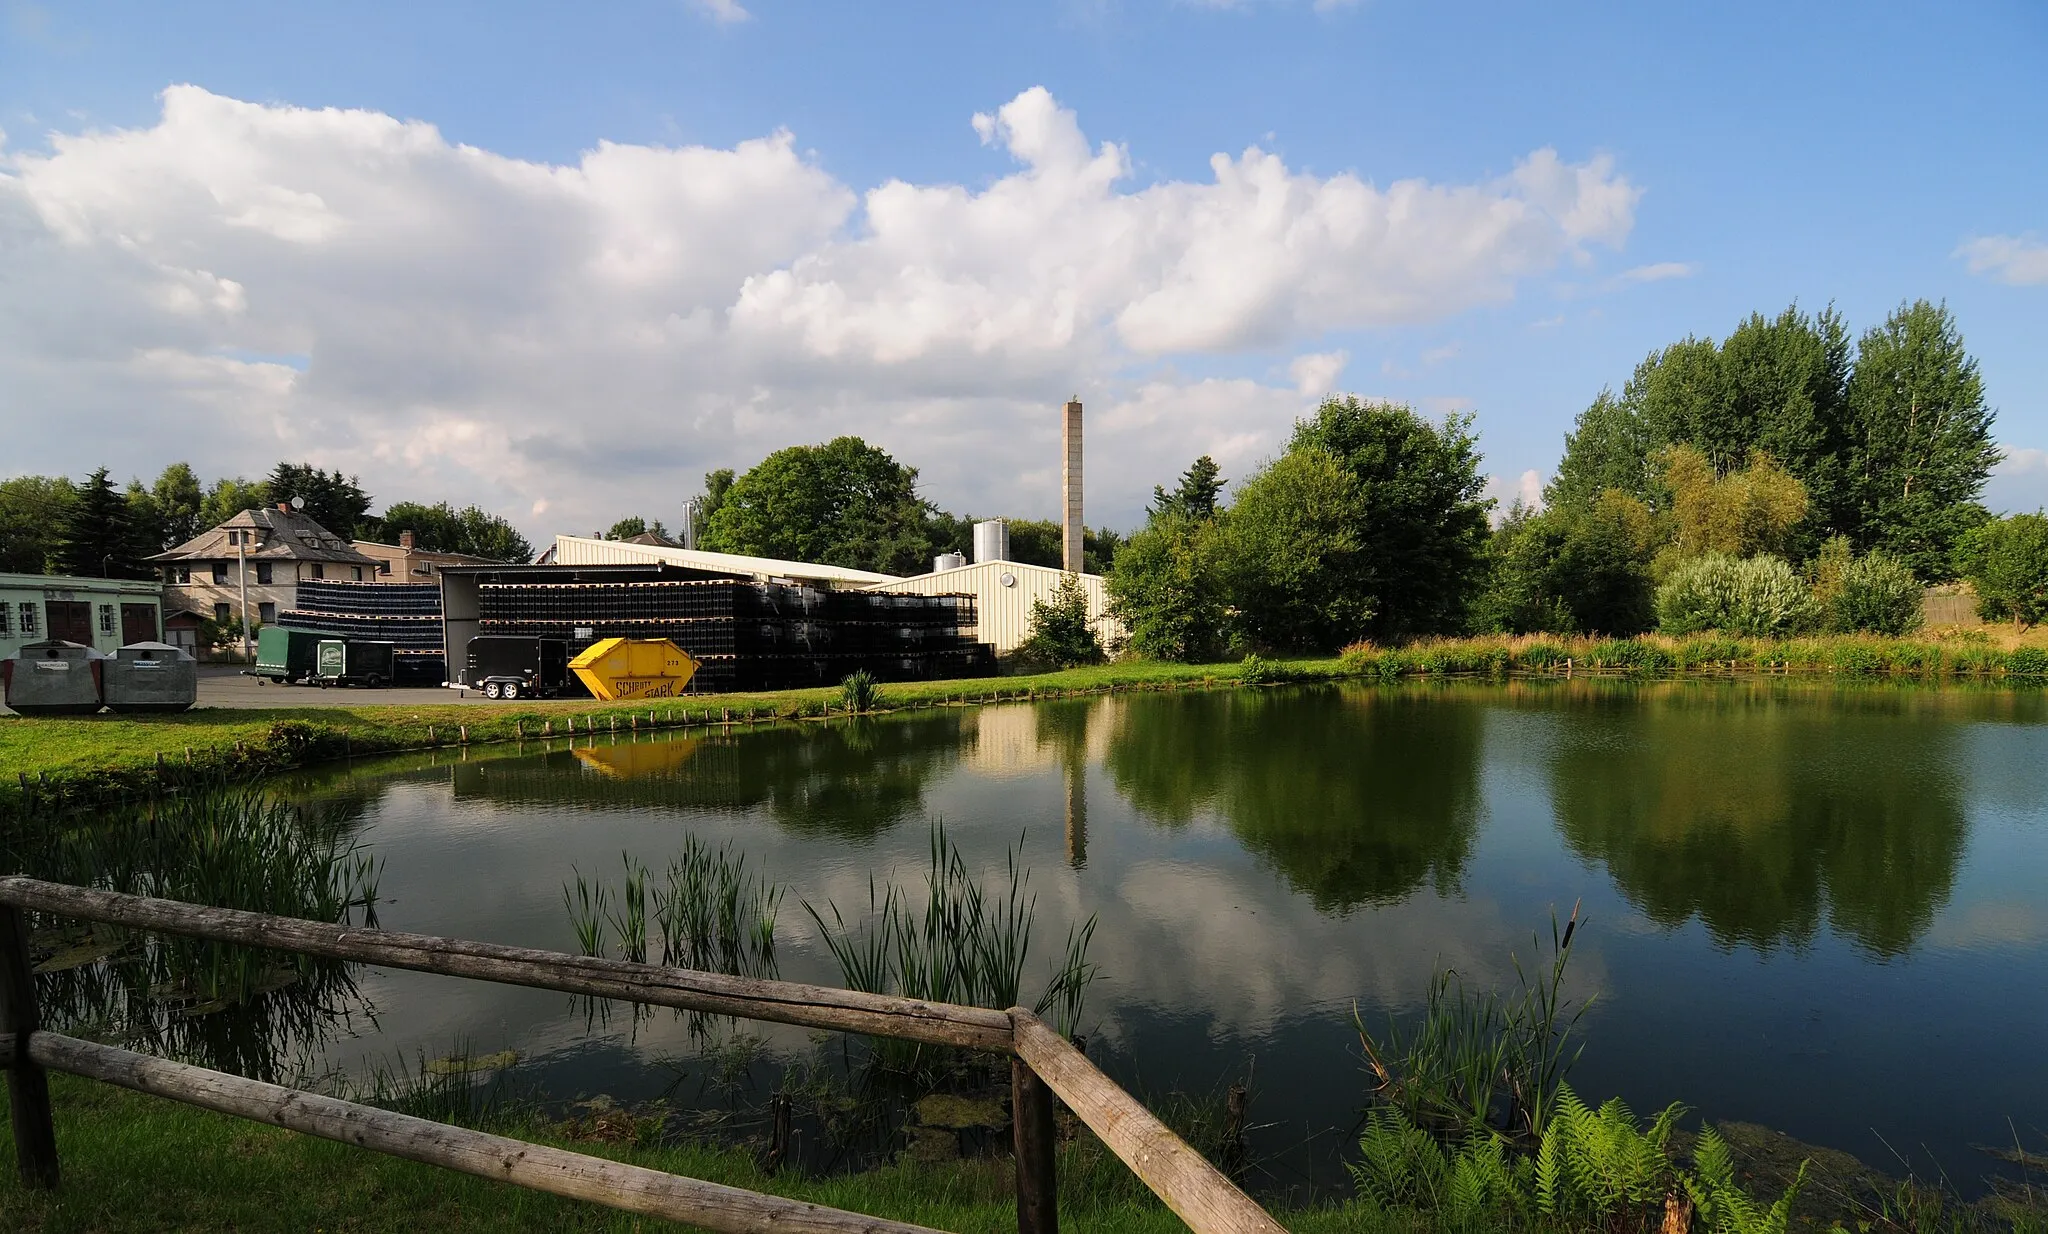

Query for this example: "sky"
[2,0,2044,545]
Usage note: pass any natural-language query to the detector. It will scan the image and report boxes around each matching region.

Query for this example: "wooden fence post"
[0,905,58,1189]
[1012,1057,1057,1234]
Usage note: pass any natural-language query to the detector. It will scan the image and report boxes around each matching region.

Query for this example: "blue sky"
[3,0,2043,537]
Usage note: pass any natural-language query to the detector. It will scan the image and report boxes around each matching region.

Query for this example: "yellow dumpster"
[568,638,699,701]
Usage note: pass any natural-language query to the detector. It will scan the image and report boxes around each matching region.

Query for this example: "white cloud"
[1617,261,1694,283]
[1954,234,2048,286]
[1985,446,2048,514]
[690,0,750,23]
[1288,349,1348,396]
[0,84,1638,537]
[1484,468,1543,521]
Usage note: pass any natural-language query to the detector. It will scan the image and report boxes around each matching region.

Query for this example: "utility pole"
[237,540,252,662]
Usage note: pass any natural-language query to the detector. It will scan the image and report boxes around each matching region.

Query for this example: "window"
[258,602,276,624]
[377,560,391,575]
[98,604,115,634]
[255,562,273,585]
[212,562,230,584]
[0,605,10,636]
[352,566,363,581]
[310,563,324,579]
[213,602,231,622]
[19,603,37,635]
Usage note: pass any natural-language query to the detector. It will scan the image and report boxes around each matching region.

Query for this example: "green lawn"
[0,1073,1367,1234]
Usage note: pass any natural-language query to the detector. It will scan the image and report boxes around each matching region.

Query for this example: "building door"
[45,601,92,645]
[121,604,159,645]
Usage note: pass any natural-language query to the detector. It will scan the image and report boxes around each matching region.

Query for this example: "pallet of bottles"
[474,616,983,657]
[474,579,974,628]
[296,579,444,617]
[279,609,443,651]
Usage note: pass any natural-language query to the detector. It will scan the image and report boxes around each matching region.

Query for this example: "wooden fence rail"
[0,876,1284,1234]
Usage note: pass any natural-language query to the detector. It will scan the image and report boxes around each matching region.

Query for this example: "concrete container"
[2,639,106,715]
[103,641,198,713]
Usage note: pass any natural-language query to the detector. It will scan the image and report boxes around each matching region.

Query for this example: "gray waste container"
[103,641,199,713]
[2,639,106,716]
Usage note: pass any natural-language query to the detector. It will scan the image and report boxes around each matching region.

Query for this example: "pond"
[92,680,2048,1197]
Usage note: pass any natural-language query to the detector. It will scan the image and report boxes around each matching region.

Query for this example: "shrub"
[1826,551,1923,635]
[2008,647,2048,676]
[1015,573,1106,669]
[1955,513,2048,629]
[1657,554,1816,638]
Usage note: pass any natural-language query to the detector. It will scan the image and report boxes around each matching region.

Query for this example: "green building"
[0,572,164,661]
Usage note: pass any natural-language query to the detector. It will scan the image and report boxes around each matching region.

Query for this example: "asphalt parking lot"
[190,664,498,709]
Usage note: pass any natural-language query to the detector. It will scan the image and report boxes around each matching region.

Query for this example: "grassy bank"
[5,631,2046,816]
[0,1073,1366,1234]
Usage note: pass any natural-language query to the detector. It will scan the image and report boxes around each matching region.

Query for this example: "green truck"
[248,627,394,687]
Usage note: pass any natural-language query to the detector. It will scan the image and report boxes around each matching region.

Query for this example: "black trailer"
[464,635,572,700]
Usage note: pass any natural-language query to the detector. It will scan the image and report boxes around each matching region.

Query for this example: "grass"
[5,628,2046,817]
[0,1073,1396,1234]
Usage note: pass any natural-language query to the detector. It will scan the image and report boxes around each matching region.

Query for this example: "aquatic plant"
[839,669,883,714]
[562,839,782,979]
[1358,906,1589,1146]
[803,824,1100,1028]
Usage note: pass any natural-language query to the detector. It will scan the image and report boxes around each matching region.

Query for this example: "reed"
[838,669,883,715]
[561,839,781,979]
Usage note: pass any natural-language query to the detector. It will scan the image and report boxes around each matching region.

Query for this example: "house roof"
[150,506,378,567]
[550,535,903,586]
[351,540,506,565]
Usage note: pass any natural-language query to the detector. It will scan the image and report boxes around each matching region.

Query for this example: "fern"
[1684,1126,1807,1234]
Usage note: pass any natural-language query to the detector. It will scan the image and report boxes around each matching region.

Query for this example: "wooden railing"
[0,876,1283,1234]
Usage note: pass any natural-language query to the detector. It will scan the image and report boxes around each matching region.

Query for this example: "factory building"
[868,551,1118,654]
[0,572,164,661]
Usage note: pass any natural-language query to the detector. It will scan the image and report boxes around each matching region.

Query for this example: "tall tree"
[265,462,373,539]
[1718,305,1853,539]
[56,467,153,578]
[199,476,270,529]
[700,437,937,574]
[1223,447,1374,650]
[1841,300,1999,580]
[150,463,206,548]
[1546,390,1655,511]
[1288,396,1493,638]
[377,501,534,562]
[0,475,75,573]
[1106,513,1229,662]
[1150,455,1226,521]
[696,468,736,531]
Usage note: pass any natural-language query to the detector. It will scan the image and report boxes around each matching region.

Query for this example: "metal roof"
[550,536,904,586]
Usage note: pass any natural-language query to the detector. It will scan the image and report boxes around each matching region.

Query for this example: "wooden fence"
[0,876,1283,1234]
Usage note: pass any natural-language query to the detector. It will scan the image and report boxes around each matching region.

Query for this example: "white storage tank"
[103,641,199,713]
[934,552,967,572]
[2,639,107,716]
[972,519,1010,564]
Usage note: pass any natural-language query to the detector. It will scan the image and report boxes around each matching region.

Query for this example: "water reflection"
[1542,683,1969,956]
[1104,686,1484,911]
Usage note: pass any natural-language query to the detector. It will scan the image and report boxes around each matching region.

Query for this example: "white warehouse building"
[868,556,1120,654]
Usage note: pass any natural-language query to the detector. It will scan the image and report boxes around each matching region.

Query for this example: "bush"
[1657,553,1816,638]
[1955,512,2048,628]
[1822,550,1923,635]
[1014,574,1106,669]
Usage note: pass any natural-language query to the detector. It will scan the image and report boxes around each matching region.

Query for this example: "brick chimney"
[1061,397,1084,572]
[399,530,415,551]
[277,502,291,513]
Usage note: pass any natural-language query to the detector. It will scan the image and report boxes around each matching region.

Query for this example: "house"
[0,572,164,661]
[150,503,379,631]
[351,531,506,579]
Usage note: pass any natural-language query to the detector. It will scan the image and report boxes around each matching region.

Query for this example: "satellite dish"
[290,496,305,510]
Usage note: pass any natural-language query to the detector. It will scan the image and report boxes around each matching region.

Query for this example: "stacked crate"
[473,579,993,693]
[279,580,445,683]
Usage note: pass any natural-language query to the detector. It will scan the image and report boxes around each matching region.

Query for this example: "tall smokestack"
[1062,396,1084,573]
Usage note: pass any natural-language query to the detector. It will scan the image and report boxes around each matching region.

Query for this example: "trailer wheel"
[502,681,522,700]
[483,681,502,700]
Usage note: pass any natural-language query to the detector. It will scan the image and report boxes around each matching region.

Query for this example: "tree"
[1476,491,1659,636]
[1151,455,1225,521]
[605,516,651,541]
[1658,445,1809,563]
[1222,447,1374,651]
[123,479,165,557]
[1106,513,1229,662]
[199,476,270,529]
[1015,574,1106,668]
[1546,390,1655,512]
[1841,301,2000,580]
[1955,513,2048,629]
[698,468,735,527]
[150,463,206,548]
[377,501,534,562]
[700,437,938,574]
[265,462,373,539]
[56,467,153,578]
[0,475,75,573]
[1288,397,1492,638]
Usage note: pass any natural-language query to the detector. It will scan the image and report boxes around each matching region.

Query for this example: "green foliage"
[1223,446,1375,651]
[1658,446,1809,563]
[562,840,782,979]
[838,669,883,713]
[1657,554,1817,637]
[56,466,156,579]
[1150,454,1226,521]
[700,436,940,574]
[1841,301,2000,580]
[1289,396,1492,638]
[1686,1126,1807,1234]
[0,473,75,572]
[199,475,271,529]
[1105,513,1229,662]
[1955,513,2048,628]
[1478,492,1659,636]
[1015,574,1106,668]
[149,462,206,549]
[265,462,373,540]
[996,517,1121,574]
[1826,550,1923,635]
[375,500,534,562]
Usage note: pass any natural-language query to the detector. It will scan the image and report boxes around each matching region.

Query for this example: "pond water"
[221,682,2048,1194]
